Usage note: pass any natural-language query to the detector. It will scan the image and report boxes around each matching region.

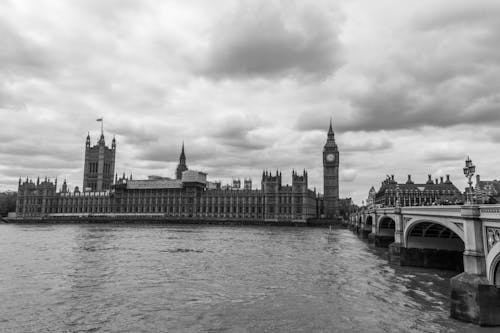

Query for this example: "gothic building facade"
[83,132,116,192]
[323,120,339,218]
[16,122,338,222]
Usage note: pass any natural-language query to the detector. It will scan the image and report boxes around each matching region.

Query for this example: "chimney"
[440,176,443,184]
[435,178,438,184]
[391,175,394,181]
[446,174,451,183]
[476,174,480,184]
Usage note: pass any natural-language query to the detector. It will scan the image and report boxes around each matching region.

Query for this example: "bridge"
[349,204,500,326]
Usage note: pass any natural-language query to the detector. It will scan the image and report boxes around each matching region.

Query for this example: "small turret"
[98,133,105,146]
[62,179,68,193]
[86,132,91,148]
[112,135,116,150]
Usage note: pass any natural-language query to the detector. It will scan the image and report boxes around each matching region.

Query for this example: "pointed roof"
[324,116,337,148]
[180,141,186,160]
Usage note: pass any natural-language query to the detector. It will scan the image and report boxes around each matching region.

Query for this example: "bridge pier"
[388,209,403,263]
[400,247,463,271]
[360,227,370,239]
[450,206,500,326]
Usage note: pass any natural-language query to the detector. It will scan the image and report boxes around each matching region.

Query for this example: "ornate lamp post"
[463,156,476,204]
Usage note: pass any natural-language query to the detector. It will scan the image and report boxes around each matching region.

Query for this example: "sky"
[1,0,500,204]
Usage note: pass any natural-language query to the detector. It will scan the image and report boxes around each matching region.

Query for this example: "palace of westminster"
[15,122,341,221]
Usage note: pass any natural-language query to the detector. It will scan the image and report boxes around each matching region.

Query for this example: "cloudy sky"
[1,0,500,204]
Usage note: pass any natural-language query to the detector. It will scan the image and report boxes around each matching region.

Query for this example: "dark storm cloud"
[2,0,500,204]
[211,114,268,150]
[295,1,500,134]
[108,123,160,145]
[136,142,216,164]
[203,2,342,79]
[0,153,81,175]
[0,145,80,161]
[424,150,465,163]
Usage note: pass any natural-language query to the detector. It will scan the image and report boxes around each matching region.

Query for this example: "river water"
[0,224,497,333]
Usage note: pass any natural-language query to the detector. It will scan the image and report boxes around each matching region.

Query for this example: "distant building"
[0,191,17,217]
[338,198,355,221]
[475,175,500,204]
[16,123,340,222]
[366,186,376,208]
[374,174,463,207]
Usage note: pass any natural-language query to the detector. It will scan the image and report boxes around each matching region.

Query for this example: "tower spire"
[176,142,188,180]
[328,117,334,137]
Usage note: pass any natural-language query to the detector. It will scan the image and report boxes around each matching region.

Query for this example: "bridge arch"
[486,241,500,286]
[404,218,465,250]
[377,215,396,236]
[402,218,465,271]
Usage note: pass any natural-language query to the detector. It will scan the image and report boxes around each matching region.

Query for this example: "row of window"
[20,204,310,216]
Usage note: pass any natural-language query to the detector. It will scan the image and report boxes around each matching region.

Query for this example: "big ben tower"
[323,119,339,219]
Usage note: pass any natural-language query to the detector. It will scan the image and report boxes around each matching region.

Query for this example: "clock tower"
[323,119,339,219]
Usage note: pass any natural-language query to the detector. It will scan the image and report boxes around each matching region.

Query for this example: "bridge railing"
[353,204,500,221]
[400,205,462,218]
[479,205,500,220]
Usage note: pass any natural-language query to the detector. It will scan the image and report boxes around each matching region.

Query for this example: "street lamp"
[463,156,476,204]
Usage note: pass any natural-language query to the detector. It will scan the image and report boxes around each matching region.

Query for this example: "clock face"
[326,153,335,162]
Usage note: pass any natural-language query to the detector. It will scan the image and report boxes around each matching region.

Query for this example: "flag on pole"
[96,117,104,135]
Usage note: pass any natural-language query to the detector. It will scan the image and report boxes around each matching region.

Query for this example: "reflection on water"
[0,224,496,332]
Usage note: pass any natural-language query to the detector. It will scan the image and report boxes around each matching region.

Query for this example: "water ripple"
[0,224,497,332]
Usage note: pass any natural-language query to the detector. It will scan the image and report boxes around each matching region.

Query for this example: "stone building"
[323,119,339,218]
[83,131,116,192]
[474,175,500,204]
[16,123,339,222]
[374,174,463,207]
[16,169,317,222]
[366,186,376,208]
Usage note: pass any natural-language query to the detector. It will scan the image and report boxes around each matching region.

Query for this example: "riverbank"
[6,216,343,227]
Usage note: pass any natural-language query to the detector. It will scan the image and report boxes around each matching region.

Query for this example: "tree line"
[0,192,16,216]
